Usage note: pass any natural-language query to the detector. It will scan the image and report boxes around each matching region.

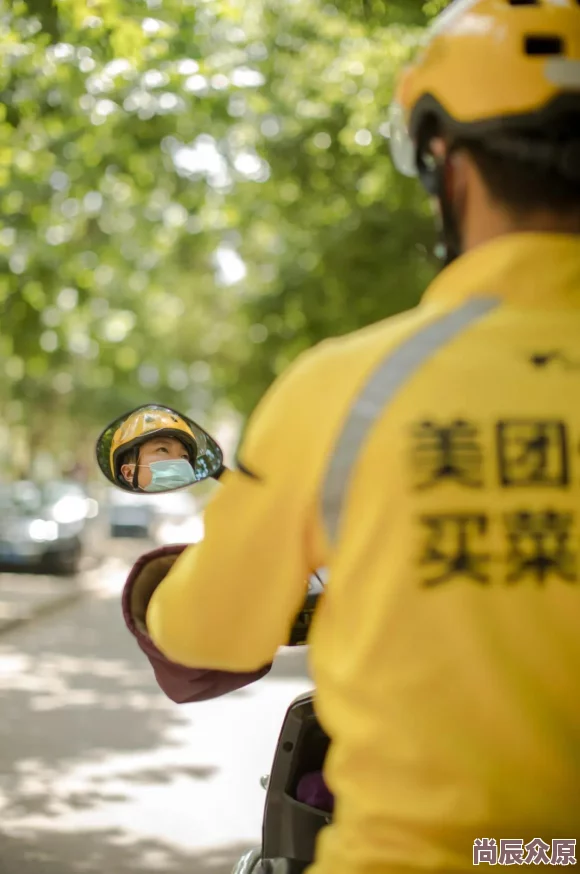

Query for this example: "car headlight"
[156,516,205,545]
[29,519,59,542]
[52,496,88,524]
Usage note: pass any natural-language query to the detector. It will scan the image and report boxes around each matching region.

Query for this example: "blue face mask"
[142,459,196,492]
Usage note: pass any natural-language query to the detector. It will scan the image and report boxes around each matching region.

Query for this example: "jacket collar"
[422,233,580,309]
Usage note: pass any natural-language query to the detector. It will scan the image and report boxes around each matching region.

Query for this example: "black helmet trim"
[410,91,580,141]
[411,92,580,190]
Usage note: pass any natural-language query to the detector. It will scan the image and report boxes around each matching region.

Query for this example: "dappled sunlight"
[81,555,136,599]
[0,586,312,871]
[0,655,169,712]
[1,829,257,874]
[0,743,220,838]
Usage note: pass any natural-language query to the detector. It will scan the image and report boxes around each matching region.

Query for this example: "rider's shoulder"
[267,305,436,407]
[304,304,435,370]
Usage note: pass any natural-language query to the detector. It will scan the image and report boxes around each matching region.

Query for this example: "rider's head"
[110,407,198,491]
[389,0,580,264]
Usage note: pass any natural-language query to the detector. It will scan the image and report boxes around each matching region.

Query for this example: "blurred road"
[0,539,313,874]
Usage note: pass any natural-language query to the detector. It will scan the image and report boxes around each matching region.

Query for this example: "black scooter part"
[261,691,331,864]
[233,853,305,874]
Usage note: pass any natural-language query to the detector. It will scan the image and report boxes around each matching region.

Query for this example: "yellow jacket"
[148,233,580,873]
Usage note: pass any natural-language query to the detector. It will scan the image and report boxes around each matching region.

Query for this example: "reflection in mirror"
[96,404,224,493]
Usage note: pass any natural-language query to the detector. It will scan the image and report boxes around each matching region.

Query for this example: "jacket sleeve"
[146,346,331,673]
[122,545,272,703]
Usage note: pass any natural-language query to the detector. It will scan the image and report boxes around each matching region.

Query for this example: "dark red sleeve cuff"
[121,544,272,703]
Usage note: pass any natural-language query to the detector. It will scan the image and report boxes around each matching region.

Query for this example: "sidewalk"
[0,574,83,635]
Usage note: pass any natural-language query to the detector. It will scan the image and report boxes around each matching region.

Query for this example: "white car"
[107,488,158,539]
[148,491,204,546]
[0,481,95,575]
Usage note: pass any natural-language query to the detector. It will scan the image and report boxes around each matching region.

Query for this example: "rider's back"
[307,232,580,873]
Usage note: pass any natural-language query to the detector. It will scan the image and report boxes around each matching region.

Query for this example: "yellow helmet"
[109,406,198,484]
[390,0,580,180]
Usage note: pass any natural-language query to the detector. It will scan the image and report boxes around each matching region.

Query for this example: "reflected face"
[121,436,190,489]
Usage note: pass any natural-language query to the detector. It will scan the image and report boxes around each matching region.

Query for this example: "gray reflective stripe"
[322,297,500,543]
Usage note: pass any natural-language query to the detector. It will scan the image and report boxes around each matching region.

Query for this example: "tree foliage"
[216,0,444,411]
[0,0,446,474]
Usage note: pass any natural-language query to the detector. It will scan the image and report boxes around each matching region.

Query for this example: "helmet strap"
[418,155,463,268]
[132,452,140,490]
[434,159,463,268]
[417,133,463,269]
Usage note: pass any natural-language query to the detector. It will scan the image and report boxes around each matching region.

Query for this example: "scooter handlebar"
[286,569,326,647]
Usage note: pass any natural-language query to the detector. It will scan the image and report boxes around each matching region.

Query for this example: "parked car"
[107,488,157,538]
[43,481,99,526]
[150,490,204,546]
[0,480,93,575]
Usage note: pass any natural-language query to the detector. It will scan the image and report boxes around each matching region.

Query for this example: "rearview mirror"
[96,404,224,493]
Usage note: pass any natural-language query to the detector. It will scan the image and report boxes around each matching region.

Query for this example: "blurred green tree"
[0,0,446,473]
[0,0,246,467]
[213,0,446,412]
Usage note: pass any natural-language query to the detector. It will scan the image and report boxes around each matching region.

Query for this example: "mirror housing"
[96,404,225,494]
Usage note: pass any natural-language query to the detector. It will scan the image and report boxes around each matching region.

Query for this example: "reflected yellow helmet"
[390,0,580,179]
[110,407,197,483]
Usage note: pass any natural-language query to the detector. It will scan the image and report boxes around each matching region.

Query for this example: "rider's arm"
[146,346,332,673]
[122,544,272,703]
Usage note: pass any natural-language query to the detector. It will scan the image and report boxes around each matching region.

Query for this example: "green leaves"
[1,0,443,474]
[209,0,438,409]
